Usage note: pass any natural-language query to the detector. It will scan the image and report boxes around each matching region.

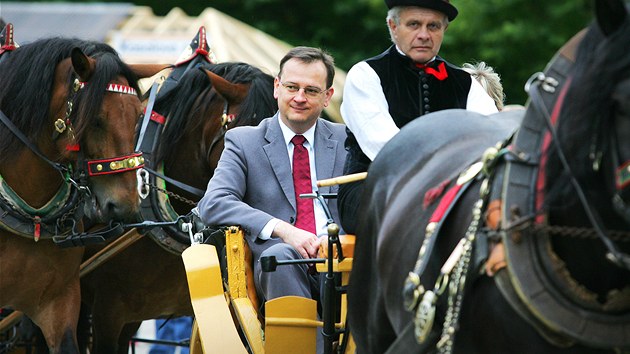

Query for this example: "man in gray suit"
[197,46,347,308]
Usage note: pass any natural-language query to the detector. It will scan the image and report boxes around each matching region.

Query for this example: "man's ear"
[387,18,397,32]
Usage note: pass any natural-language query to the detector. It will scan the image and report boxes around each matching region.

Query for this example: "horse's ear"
[71,48,96,82]
[202,68,248,104]
[128,64,173,79]
[595,0,628,36]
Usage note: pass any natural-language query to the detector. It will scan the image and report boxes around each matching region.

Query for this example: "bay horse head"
[0,38,148,226]
[57,48,145,223]
[149,61,277,215]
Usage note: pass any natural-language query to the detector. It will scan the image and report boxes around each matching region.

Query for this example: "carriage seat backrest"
[225,227,356,314]
[225,227,355,354]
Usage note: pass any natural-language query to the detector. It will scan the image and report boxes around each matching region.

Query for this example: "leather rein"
[137,72,234,202]
[132,62,236,254]
[528,74,630,269]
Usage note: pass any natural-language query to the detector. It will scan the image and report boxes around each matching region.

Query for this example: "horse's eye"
[94,115,107,129]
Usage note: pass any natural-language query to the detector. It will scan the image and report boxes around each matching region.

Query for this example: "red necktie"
[291,135,316,234]
[415,61,448,81]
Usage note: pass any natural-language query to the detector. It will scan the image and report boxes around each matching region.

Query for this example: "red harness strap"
[535,77,573,224]
[150,111,166,125]
[87,152,145,176]
[428,183,463,224]
[425,162,483,227]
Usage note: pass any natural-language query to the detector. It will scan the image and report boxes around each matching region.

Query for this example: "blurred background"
[1,0,593,109]
[0,1,596,352]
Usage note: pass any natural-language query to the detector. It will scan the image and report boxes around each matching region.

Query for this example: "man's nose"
[416,27,429,39]
[293,89,308,101]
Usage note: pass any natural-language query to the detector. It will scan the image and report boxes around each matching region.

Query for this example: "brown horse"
[0,36,155,353]
[348,0,630,353]
[79,41,278,353]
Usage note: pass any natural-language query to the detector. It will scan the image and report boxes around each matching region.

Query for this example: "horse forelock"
[545,17,630,209]
[0,37,74,162]
[0,37,138,163]
[71,52,141,145]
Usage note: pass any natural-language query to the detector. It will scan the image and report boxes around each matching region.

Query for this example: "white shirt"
[341,58,498,161]
[257,118,329,239]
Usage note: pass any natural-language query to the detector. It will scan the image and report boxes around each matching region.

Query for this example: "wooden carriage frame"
[184,227,356,354]
[183,174,365,354]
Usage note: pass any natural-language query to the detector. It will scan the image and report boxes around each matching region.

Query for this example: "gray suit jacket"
[198,113,347,259]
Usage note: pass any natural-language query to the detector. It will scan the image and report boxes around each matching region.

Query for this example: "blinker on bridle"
[206,99,236,163]
[53,78,145,177]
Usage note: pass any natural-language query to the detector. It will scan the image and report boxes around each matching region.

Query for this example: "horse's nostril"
[103,201,132,222]
[103,201,119,218]
[103,202,141,222]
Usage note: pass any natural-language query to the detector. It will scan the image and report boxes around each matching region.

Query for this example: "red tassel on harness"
[423,179,451,209]
[66,144,80,151]
[33,216,41,242]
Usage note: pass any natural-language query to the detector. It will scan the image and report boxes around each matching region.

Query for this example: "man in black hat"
[338,0,498,233]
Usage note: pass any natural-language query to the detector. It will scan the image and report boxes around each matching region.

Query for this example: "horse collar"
[0,170,84,241]
[0,23,17,56]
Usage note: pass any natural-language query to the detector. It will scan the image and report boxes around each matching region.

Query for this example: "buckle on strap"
[87,152,145,176]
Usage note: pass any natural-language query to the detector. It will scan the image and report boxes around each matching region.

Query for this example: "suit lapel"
[263,114,296,210]
[314,120,338,195]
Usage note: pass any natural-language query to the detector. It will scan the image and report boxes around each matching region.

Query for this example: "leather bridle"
[0,77,145,243]
[528,74,630,269]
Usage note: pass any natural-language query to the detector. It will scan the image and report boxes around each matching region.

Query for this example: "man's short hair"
[279,46,335,89]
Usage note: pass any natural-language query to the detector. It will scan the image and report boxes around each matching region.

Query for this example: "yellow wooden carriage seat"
[184,225,356,354]
[185,173,366,353]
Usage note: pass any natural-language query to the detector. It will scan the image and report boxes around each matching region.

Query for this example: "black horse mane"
[154,61,276,163]
[0,37,140,164]
[544,16,630,213]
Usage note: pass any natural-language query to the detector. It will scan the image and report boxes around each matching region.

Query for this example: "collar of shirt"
[278,117,317,151]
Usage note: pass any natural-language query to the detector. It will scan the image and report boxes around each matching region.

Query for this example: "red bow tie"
[415,61,448,81]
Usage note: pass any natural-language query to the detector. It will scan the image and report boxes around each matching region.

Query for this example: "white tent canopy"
[109,7,345,122]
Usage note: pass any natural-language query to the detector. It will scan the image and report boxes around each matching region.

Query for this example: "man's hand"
[272,221,321,259]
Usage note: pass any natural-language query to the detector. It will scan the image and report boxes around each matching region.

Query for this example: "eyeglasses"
[280,81,328,99]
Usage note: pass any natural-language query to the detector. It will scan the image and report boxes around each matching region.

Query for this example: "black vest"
[366,45,471,128]
[343,47,473,175]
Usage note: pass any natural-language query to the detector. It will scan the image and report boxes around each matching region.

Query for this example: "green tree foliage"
[129,0,593,104]
[443,0,592,104]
